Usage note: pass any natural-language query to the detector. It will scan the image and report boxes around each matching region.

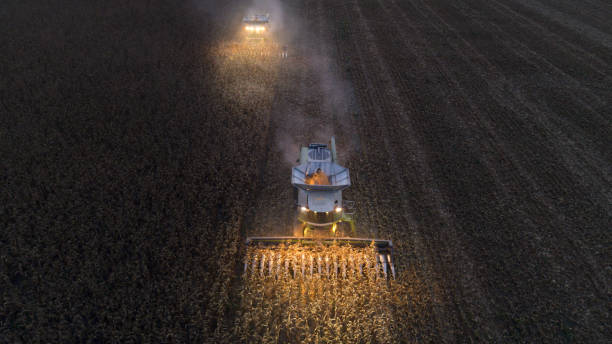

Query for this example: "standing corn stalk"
[236,244,394,343]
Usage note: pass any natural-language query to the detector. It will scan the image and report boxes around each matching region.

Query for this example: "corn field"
[2,0,610,342]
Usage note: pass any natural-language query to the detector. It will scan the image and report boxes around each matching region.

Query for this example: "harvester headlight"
[245,26,265,33]
[335,207,342,213]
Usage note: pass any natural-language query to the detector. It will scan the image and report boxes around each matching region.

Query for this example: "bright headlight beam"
[244,25,266,33]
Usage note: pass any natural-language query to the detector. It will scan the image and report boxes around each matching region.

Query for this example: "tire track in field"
[406,0,612,238]
[364,0,612,338]
[400,0,608,284]
[373,0,556,339]
[508,0,612,49]
[482,0,611,87]
[418,0,610,109]
[531,0,612,33]
[326,0,610,341]
[430,0,612,118]
[364,0,610,340]
[400,0,611,214]
[416,0,612,289]
[445,0,611,146]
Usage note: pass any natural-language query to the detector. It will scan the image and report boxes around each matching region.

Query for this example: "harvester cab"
[292,137,353,237]
[245,137,396,279]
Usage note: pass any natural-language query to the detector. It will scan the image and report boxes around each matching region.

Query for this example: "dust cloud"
[193,0,357,164]
[249,0,357,165]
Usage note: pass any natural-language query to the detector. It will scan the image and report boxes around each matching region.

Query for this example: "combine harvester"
[245,137,395,279]
[221,13,288,59]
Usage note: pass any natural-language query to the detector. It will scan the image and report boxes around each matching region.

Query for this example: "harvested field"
[2,0,610,343]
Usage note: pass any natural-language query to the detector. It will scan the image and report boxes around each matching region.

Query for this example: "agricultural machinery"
[245,137,395,279]
[242,14,270,41]
[219,13,288,59]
